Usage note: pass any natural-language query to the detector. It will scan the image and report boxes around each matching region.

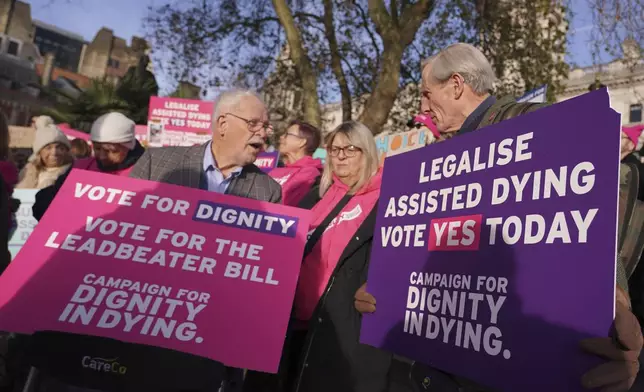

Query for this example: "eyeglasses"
[328,145,362,157]
[225,113,273,135]
[281,132,304,139]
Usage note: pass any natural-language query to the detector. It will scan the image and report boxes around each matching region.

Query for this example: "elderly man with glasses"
[127,89,282,392]
[130,88,282,203]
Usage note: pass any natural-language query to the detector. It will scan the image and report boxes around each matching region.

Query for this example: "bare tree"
[145,0,570,134]
[588,0,643,65]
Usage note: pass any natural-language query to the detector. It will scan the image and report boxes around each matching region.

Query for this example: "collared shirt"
[459,95,497,134]
[201,142,243,193]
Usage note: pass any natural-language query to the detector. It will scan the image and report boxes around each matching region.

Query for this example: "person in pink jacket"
[270,120,323,207]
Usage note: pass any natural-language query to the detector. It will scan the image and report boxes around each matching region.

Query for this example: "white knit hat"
[34,115,54,129]
[30,125,71,161]
[90,112,136,150]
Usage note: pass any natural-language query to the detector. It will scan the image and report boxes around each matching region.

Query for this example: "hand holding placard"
[354,283,376,314]
[580,286,643,390]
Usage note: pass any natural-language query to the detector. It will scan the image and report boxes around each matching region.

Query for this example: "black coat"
[292,192,401,392]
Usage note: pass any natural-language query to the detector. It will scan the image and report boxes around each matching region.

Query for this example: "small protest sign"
[255,152,279,172]
[313,148,327,164]
[147,119,164,146]
[9,189,38,258]
[147,97,214,147]
[360,89,619,392]
[375,128,433,166]
[0,170,311,373]
[517,85,547,103]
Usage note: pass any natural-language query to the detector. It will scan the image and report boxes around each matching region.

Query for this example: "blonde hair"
[319,121,379,197]
[34,143,72,171]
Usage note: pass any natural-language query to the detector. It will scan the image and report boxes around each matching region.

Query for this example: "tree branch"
[271,0,321,126]
[323,0,352,121]
[294,12,324,23]
[400,0,433,43]
[215,17,280,35]
[352,2,382,58]
[391,0,399,25]
[341,56,372,95]
[359,0,433,134]
[367,0,395,38]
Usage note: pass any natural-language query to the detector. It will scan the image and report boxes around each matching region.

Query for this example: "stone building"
[0,0,151,86]
[0,0,43,125]
[0,0,153,126]
[78,28,149,85]
[557,39,643,127]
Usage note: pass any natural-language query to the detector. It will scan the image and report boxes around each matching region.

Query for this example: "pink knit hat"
[623,124,644,150]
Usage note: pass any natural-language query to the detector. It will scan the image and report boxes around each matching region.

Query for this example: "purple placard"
[360,89,620,392]
[193,201,299,238]
[255,152,279,172]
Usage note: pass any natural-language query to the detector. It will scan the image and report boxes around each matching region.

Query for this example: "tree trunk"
[359,40,404,133]
[271,0,322,127]
[323,0,352,122]
[359,0,433,135]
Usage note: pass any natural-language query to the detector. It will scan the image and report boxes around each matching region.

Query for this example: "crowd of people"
[0,42,642,392]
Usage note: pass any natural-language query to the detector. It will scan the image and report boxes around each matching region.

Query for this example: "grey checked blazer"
[129,143,282,203]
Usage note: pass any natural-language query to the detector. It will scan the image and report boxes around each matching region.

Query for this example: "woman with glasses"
[32,112,145,221]
[268,120,323,207]
[283,121,408,392]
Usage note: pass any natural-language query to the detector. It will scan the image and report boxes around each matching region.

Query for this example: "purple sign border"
[360,89,620,392]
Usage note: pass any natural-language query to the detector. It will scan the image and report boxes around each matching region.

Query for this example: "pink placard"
[58,124,90,141]
[0,170,311,373]
[134,125,148,141]
[148,97,214,134]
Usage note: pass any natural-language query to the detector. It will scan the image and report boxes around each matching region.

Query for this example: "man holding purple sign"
[356,43,642,392]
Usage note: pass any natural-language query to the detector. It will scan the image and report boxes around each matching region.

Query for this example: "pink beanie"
[623,124,644,150]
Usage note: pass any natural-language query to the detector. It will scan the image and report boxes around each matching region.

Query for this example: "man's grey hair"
[213,89,264,120]
[422,43,497,95]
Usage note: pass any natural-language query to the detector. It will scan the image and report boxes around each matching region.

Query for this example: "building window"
[631,104,643,124]
[108,58,120,68]
[7,40,20,56]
